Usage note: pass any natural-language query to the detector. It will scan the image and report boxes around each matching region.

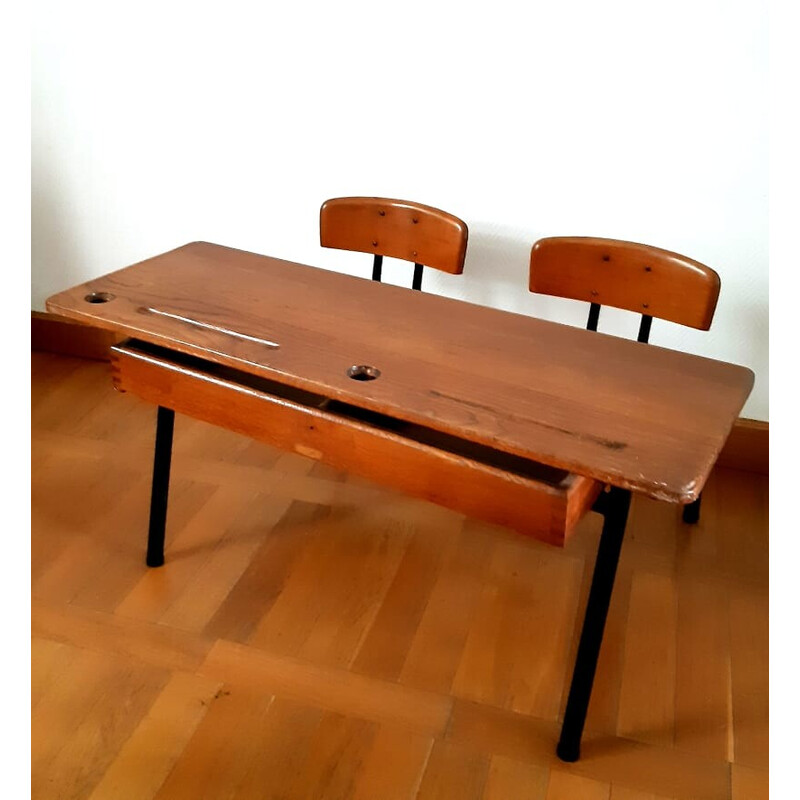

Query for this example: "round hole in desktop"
[84,292,116,304]
[347,365,381,381]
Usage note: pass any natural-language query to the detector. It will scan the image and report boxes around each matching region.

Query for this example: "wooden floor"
[31,352,769,800]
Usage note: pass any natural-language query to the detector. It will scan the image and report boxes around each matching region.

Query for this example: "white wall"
[31,0,768,419]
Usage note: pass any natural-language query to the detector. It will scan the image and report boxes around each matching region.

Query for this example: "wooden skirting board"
[31,310,125,361]
[714,417,768,475]
[32,309,768,475]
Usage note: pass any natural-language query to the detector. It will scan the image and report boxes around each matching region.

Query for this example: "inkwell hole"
[84,292,116,304]
[347,365,381,381]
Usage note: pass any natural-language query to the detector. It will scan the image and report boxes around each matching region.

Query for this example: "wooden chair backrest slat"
[320,197,468,275]
[529,237,720,331]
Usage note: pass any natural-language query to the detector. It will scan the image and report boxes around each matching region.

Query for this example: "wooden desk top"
[46,242,754,503]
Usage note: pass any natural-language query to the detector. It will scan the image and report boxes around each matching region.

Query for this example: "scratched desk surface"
[46,242,754,502]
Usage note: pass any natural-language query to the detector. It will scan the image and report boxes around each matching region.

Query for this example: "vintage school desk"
[46,241,754,762]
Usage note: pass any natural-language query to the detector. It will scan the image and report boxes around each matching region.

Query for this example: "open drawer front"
[110,340,602,546]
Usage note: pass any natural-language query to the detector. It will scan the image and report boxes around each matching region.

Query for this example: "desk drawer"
[111,341,601,546]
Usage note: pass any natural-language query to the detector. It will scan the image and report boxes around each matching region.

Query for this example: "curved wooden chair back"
[529,237,720,343]
[320,197,468,290]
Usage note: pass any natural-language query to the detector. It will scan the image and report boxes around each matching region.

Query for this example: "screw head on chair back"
[320,197,468,289]
[529,237,720,334]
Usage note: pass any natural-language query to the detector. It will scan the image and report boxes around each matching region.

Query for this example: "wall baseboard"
[715,417,768,476]
[31,310,769,475]
[32,310,125,361]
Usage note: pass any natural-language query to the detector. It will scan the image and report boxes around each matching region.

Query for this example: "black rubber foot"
[556,741,580,762]
[146,554,165,568]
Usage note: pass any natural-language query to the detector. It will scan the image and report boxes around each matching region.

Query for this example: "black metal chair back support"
[371,254,425,291]
[586,301,653,343]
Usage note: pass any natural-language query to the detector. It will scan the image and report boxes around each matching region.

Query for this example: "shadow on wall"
[722,293,768,417]
[31,164,87,311]
[428,219,590,330]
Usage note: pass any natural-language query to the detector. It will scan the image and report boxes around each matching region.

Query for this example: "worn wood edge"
[32,310,126,361]
[32,310,768,475]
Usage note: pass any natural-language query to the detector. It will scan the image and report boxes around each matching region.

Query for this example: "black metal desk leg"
[557,486,631,762]
[146,406,175,568]
[682,492,702,524]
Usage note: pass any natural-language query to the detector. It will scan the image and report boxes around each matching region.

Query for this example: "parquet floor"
[31,351,768,799]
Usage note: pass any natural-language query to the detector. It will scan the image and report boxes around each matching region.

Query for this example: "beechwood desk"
[46,241,754,763]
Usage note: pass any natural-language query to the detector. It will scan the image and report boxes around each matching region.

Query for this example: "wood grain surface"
[46,242,754,502]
